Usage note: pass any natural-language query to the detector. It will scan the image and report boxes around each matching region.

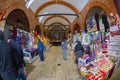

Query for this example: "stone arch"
[85,6,107,20]
[35,0,79,15]
[47,22,67,30]
[80,1,112,30]
[6,2,38,31]
[6,9,30,31]
[43,15,71,25]
[47,22,67,40]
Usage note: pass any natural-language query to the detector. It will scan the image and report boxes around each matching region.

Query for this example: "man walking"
[61,39,67,60]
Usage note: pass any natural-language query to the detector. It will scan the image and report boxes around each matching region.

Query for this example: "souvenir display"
[86,16,98,33]
[0,20,5,31]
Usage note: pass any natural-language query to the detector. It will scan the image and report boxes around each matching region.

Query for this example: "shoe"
[64,58,67,60]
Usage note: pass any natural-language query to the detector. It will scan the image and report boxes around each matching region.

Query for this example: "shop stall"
[78,51,115,80]
[107,24,120,74]
[76,7,115,80]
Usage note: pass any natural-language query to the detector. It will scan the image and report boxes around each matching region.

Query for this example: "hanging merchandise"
[102,14,110,32]
[25,33,30,48]
[12,26,17,41]
[29,33,34,47]
[73,30,82,42]
[33,30,38,45]
[86,16,98,33]
[99,16,105,32]
[95,13,100,30]
[0,10,6,21]
[0,19,5,31]
[109,13,118,26]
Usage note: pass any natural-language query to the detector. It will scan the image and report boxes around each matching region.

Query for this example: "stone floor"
[27,46,82,80]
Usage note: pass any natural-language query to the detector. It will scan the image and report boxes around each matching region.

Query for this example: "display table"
[87,69,106,80]
[23,48,38,63]
[79,55,115,80]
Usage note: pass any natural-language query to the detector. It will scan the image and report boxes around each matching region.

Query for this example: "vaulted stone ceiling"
[26,0,89,28]
[25,0,89,39]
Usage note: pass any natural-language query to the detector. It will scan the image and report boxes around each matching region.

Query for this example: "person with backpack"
[37,39,45,61]
[0,30,18,80]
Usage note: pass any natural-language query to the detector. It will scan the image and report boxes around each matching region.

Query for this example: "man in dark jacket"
[74,41,84,64]
[7,35,26,80]
[0,30,18,80]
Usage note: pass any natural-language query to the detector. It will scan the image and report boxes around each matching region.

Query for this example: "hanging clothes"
[12,26,17,41]
[102,14,110,32]
[95,13,100,30]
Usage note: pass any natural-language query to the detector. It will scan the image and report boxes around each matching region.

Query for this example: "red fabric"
[110,31,120,37]
[34,31,38,37]
[87,70,106,80]
[112,14,117,23]
[68,34,71,38]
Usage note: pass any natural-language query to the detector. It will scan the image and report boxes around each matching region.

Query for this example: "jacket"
[38,40,44,51]
[61,40,67,50]
[9,40,24,69]
[74,41,84,53]
[0,40,18,80]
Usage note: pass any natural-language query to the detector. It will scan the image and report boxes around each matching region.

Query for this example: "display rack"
[108,24,120,56]
[108,24,120,74]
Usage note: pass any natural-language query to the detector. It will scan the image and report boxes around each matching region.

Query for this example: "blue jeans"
[17,67,26,80]
[63,49,67,60]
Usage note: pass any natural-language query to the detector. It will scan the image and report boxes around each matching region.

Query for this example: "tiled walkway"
[27,46,82,80]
